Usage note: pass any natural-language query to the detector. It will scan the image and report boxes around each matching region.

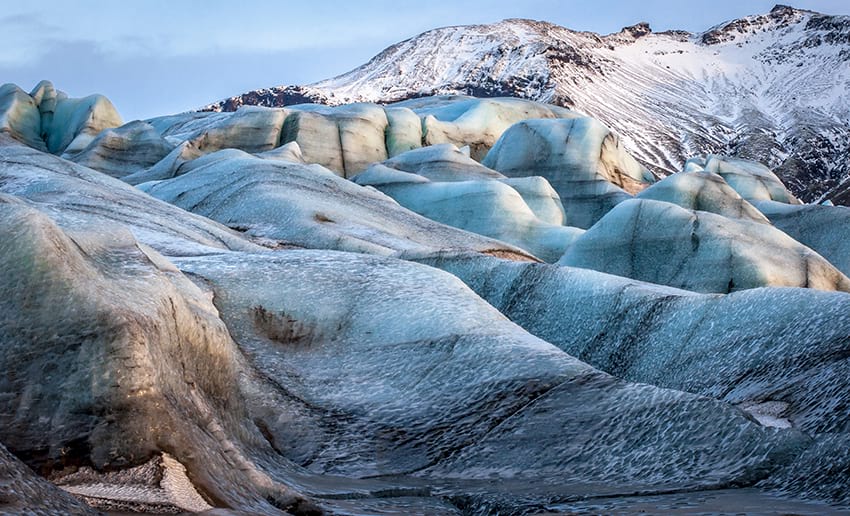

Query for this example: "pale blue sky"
[1,1,847,120]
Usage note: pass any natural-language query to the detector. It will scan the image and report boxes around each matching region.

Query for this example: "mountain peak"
[699,5,811,45]
[500,17,553,26]
[619,22,652,39]
[771,4,801,14]
[767,3,816,20]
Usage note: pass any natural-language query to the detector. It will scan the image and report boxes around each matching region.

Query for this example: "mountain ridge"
[203,5,850,204]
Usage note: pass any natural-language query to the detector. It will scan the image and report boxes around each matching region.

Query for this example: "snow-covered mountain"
[205,5,850,204]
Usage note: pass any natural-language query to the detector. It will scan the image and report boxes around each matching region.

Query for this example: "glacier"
[0,79,848,515]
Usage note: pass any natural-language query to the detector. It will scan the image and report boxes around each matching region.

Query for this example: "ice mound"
[483,117,655,228]
[559,198,850,293]
[686,154,799,204]
[0,80,123,156]
[355,157,581,261]
[637,170,769,223]
[140,149,536,259]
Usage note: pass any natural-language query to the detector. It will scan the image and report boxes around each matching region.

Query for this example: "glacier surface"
[0,82,849,514]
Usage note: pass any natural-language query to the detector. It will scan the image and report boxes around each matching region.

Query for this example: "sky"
[1,1,847,120]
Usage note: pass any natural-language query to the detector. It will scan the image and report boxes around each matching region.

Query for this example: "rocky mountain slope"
[206,5,850,204]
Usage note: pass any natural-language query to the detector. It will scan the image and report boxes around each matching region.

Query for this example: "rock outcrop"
[205,8,850,206]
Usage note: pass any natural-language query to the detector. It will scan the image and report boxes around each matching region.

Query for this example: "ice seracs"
[0,195,311,513]
[685,154,800,204]
[139,97,579,180]
[636,170,770,223]
[380,143,570,225]
[400,95,579,160]
[121,139,206,185]
[0,443,97,515]
[418,251,850,504]
[483,117,655,229]
[176,250,804,491]
[68,120,175,178]
[139,149,537,259]
[558,198,850,293]
[279,103,391,176]
[0,83,45,150]
[149,105,287,154]
[355,161,582,262]
[754,200,850,276]
[0,80,123,156]
[379,143,505,181]
[0,135,259,257]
